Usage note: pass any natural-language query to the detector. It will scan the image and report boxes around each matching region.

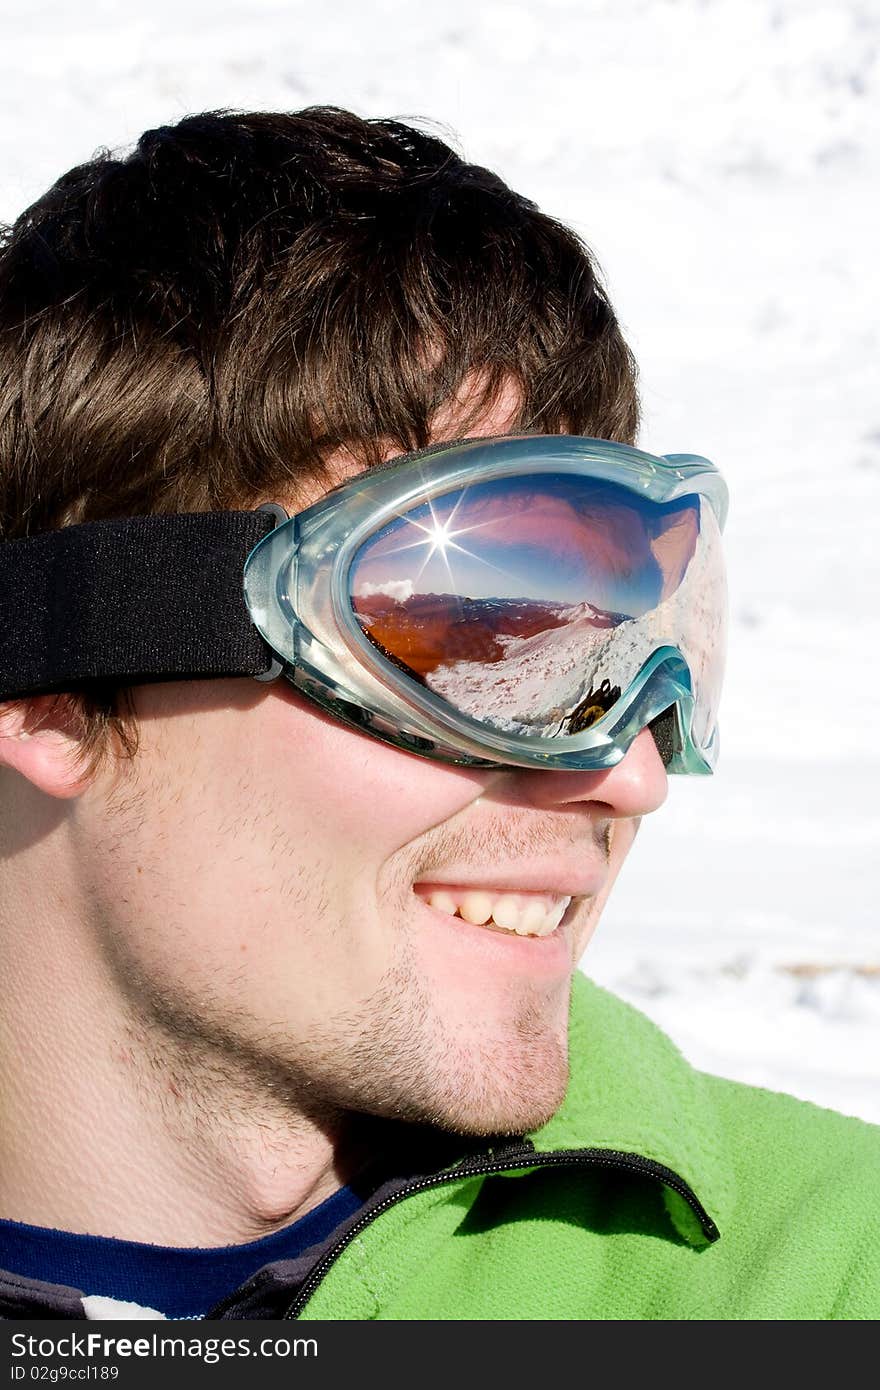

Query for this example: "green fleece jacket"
[296,972,880,1320]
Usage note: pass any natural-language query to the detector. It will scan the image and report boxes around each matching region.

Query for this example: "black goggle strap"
[0,511,280,702]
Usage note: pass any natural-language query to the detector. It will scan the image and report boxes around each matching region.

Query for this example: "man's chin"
[382,1042,571,1139]
[435,1092,567,1140]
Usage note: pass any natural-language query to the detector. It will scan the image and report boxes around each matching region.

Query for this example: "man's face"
[71,407,668,1138]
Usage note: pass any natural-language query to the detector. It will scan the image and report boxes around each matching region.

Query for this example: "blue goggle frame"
[243,435,729,775]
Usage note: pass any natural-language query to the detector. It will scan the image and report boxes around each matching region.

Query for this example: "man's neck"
[0,865,355,1248]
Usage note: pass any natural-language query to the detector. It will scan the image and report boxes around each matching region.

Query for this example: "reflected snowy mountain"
[353,590,626,673]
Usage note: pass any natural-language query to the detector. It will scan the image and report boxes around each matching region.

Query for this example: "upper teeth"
[416,887,571,937]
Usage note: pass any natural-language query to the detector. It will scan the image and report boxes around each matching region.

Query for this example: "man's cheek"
[268,700,480,848]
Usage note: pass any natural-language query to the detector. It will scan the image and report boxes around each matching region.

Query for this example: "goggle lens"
[348,473,725,752]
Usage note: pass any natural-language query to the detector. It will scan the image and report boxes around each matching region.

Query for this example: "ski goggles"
[0,434,728,775]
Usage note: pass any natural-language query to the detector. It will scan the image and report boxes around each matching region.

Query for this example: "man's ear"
[0,697,92,799]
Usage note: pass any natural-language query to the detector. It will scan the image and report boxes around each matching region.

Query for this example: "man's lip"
[411,867,607,899]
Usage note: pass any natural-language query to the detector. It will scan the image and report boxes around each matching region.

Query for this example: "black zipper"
[283,1145,719,1319]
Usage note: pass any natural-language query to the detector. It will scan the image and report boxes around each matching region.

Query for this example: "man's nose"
[484,725,669,819]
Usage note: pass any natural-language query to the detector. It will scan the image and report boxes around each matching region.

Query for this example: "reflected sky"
[350,474,700,617]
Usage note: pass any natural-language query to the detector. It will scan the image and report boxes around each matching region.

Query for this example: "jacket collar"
[528,971,734,1245]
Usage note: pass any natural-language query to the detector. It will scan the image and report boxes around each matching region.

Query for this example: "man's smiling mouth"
[412,884,572,938]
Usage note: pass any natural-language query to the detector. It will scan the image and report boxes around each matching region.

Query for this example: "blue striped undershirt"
[0,1186,363,1318]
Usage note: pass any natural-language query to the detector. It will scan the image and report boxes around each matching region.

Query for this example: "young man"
[0,108,877,1322]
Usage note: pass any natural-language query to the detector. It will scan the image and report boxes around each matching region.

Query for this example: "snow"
[1,0,877,1121]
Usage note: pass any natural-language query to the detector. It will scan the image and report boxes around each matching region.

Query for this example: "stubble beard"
[319,955,573,1136]
[110,935,573,1146]
[92,796,575,1143]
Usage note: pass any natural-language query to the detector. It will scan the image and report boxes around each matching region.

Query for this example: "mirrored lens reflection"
[348,473,706,738]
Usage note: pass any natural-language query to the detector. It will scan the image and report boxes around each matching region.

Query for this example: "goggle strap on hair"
[0,511,278,702]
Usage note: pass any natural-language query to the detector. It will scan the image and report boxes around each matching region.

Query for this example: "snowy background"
[1,0,876,1121]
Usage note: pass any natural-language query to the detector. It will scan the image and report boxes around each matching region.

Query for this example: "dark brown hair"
[0,106,640,767]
